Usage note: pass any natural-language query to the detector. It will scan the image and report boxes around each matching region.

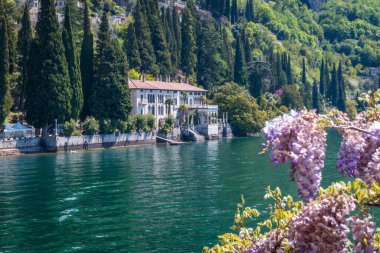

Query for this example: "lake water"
[0,132,372,252]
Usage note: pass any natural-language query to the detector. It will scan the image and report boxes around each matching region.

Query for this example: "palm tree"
[178,104,189,126]
[165,98,174,115]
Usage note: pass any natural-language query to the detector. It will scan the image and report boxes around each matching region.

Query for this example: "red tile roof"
[128,80,207,92]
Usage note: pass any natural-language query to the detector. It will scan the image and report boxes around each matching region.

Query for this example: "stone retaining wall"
[0,132,157,153]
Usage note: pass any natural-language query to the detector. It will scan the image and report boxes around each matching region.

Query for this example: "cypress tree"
[233,31,247,86]
[148,0,171,76]
[63,4,83,120]
[323,60,330,98]
[80,0,94,120]
[25,0,72,136]
[301,58,311,109]
[162,8,176,73]
[224,0,231,20]
[245,0,254,22]
[17,4,32,111]
[312,80,322,113]
[91,10,131,122]
[243,30,251,64]
[181,0,197,77]
[231,0,238,24]
[221,26,234,82]
[197,18,226,89]
[337,61,346,112]
[329,63,339,106]
[0,0,16,74]
[286,54,293,85]
[124,23,141,71]
[0,16,9,126]
[319,59,325,97]
[133,0,158,74]
[172,7,182,66]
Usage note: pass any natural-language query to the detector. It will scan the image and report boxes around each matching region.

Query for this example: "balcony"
[139,99,148,105]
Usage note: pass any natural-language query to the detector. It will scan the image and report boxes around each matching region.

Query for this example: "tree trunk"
[42,123,49,138]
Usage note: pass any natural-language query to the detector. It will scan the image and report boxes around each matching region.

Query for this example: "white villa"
[128,79,218,125]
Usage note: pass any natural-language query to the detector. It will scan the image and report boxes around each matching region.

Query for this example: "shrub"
[135,115,147,132]
[99,118,114,134]
[63,119,76,137]
[82,116,99,135]
[146,114,155,131]
[126,116,136,133]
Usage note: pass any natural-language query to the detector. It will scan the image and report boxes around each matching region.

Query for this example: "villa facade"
[128,79,218,125]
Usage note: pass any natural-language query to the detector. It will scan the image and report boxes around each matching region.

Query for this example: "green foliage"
[204,180,380,253]
[62,4,83,120]
[211,82,266,135]
[0,15,10,127]
[345,99,358,119]
[99,117,114,134]
[181,0,197,77]
[124,23,141,71]
[133,0,158,74]
[128,69,140,80]
[82,116,99,135]
[233,32,247,87]
[63,119,76,137]
[24,0,72,135]
[281,85,304,110]
[91,10,131,122]
[135,114,155,132]
[17,4,32,111]
[80,0,94,120]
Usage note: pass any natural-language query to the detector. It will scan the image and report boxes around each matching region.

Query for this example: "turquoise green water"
[0,132,362,252]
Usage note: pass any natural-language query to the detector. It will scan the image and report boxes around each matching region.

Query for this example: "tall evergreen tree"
[224,0,231,20]
[91,10,131,122]
[63,4,83,120]
[233,31,247,86]
[172,7,182,67]
[181,0,197,77]
[337,61,346,112]
[124,23,141,71]
[163,8,177,74]
[17,4,32,111]
[243,30,251,64]
[80,0,94,120]
[133,0,158,74]
[221,26,234,82]
[301,58,311,109]
[245,0,254,22]
[147,0,171,76]
[197,18,226,89]
[323,60,330,98]
[25,0,72,136]
[0,16,9,126]
[319,59,325,97]
[312,80,322,113]
[0,0,17,74]
[286,54,293,85]
[329,63,339,106]
[231,0,238,24]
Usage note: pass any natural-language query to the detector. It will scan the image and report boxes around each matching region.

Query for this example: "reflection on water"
[0,134,376,252]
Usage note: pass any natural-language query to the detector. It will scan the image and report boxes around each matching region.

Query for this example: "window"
[174,98,177,105]
[148,94,155,103]
[190,92,193,95]
[158,106,164,115]
[148,105,155,115]
[140,95,143,101]
[157,95,164,104]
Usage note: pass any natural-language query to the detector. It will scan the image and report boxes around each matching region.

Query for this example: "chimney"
[179,76,182,83]
[142,74,146,82]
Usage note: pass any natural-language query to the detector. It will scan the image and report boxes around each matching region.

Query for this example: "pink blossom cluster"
[288,193,356,253]
[263,111,327,202]
[248,230,285,253]
[350,214,377,252]
[338,122,380,185]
